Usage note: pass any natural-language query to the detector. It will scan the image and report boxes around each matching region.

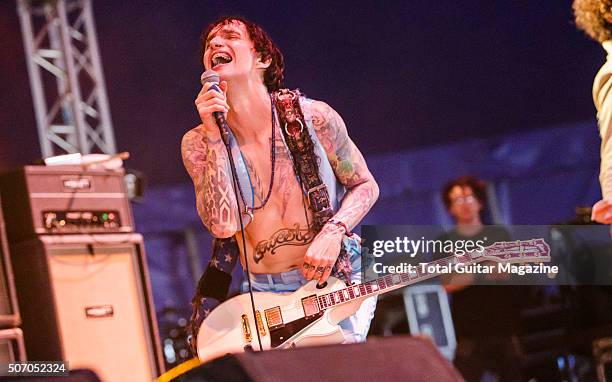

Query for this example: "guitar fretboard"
[314,238,549,311]
[315,254,470,310]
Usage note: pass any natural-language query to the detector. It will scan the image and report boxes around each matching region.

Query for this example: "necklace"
[239,94,276,219]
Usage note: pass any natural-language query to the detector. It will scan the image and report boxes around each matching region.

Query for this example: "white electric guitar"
[197,239,551,362]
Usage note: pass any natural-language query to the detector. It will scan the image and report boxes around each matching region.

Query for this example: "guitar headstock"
[479,239,551,263]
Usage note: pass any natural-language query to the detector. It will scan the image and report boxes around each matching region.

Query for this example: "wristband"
[326,218,353,237]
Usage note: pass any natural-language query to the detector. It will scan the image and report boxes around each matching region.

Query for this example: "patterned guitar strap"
[273,89,353,284]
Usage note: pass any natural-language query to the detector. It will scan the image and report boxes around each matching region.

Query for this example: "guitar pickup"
[264,306,284,330]
[255,310,267,337]
[301,294,320,317]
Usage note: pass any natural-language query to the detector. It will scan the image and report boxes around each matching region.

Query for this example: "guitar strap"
[273,89,352,283]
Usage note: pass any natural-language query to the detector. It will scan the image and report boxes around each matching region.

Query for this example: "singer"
[181,17,379,355]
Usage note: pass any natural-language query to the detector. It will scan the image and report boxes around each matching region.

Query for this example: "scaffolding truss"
[17,0,116,157]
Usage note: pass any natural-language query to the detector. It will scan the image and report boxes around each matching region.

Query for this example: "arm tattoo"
[182,128,238,236]
[254,223,315,263]
[311,101,380,230]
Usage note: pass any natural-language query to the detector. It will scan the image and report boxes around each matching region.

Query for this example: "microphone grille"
[200,70,220,85]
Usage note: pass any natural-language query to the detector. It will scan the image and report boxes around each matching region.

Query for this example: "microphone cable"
[215,103,264,353]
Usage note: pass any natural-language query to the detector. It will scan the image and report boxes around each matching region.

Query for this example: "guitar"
[196,239,551,362]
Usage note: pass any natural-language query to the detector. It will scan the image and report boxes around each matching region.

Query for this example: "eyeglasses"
[451,195,477,205]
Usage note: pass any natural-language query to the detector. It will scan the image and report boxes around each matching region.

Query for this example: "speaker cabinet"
[9,233,164,382]
[0,328,26,363]
[166,336,464,382]
[0,196,20,328]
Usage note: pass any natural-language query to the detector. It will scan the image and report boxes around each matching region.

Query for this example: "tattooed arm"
[181,126,239,238]
[311,100,379,230]
[301,100,379,283]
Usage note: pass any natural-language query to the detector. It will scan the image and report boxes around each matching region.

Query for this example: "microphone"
[200,70,230,146]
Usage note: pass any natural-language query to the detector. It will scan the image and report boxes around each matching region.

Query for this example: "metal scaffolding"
[17,0,116,157]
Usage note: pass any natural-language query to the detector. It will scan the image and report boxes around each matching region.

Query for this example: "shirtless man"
[181,16,379,353]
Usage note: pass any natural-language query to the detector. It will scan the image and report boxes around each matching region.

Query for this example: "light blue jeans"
[242,236,377,343]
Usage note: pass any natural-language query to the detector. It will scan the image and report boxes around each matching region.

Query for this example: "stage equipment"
[16,0,117,157]
[160,336,464,382]
[0,197,20,328]
[0,328,26,363]
[0,165,133,242]
[8,233,164,382]
[404,284,456,360]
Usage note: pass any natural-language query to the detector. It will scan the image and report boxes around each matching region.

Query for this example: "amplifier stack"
[0,165,164,381]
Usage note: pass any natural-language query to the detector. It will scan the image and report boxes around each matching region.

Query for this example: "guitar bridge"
[264,306,284,330]
[241,314,252,344]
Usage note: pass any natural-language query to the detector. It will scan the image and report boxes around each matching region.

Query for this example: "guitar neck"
[316,238,550,311]
[316,254,481,310]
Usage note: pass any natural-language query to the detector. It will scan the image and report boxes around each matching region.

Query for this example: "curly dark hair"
[441,176,487,211]
[200,16,284,92]
[573,0,612,42]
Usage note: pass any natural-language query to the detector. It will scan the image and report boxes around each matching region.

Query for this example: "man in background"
[440,176,522,382]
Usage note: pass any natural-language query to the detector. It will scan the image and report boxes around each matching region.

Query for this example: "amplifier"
[0,165,134,241]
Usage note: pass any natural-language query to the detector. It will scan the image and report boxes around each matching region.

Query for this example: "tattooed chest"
[243,142,302,218]
[242,136,319,265]
[246,181,315,265]
[251,222,315,264]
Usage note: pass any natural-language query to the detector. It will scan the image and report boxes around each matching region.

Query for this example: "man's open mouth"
[211,52,232,68]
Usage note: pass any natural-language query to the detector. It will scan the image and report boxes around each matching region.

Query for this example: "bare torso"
[232,117,316,274]
[183,94,379,282]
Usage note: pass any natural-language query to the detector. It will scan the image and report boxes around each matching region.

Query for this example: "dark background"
[0,1,603,185]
